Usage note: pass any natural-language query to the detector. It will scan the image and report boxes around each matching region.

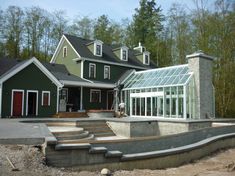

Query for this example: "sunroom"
[121,64,197,119]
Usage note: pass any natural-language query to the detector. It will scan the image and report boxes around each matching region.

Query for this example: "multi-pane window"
[90,89,101,103]
[122,50,127,61]
[96,44,101,56]
[104,65,110,79]
[144,54,149,65]
[42,91,50,106]
[89,63,96,78]
[63,46,67,58]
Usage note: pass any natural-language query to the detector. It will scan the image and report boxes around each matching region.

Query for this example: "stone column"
[186,51,214,119]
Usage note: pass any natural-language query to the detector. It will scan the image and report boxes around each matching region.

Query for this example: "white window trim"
[26,90,38,116]
[11,89,24,116]
[63,46,67,58]
[143,52,150,65]
[104,65,110,79]
[90,89,101,103]
[94,41,103,57]
[89,63,96,78]
[42,91,51,106]
[121,47,128,61]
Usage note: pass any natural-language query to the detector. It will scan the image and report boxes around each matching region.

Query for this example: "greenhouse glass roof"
[122,64,193,90]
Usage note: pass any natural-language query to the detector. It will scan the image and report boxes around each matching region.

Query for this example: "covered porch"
[58,79,116,113]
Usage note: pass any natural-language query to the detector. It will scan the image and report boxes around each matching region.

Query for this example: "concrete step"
[94,132,115,137]
[55,143,91,150]
[51,128,85,136]
[56,131,90,140]
[76,121,107,126]
[46,122,76,127]
[58,134,95,144]
[83,128,113,133]
[105,150,123,158]
[89,147,107,154]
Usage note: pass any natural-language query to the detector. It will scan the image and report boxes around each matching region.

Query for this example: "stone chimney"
[186,51,214,119]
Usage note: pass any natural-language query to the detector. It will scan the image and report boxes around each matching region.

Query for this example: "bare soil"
[0,144,235,176]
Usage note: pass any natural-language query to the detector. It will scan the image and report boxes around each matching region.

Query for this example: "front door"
[12,91,23,116]
[27,92,37,116]
[107,91,114,110]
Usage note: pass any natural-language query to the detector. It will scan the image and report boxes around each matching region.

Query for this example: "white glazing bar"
[170,87,172,118]
[145,97,147,116]
[176,86,179,118]
[163,87,166,117]
[130,97,133,116]
[183,86,187,119]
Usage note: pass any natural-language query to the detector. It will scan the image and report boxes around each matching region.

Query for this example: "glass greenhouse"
[121,64,197,119]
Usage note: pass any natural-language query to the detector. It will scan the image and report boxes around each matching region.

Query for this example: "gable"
[0,58,63,88]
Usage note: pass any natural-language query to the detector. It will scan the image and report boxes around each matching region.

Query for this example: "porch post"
[80,86,83,110]
[56,87,60,113]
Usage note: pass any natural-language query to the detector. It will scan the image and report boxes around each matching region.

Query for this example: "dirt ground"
[0,145,235,176]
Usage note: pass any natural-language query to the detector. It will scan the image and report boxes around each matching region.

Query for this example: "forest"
[0,0,234,117]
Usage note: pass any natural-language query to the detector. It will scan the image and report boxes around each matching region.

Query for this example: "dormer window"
[63,46,67,58]
[143,52,150,65]
[94,40,103,57]
[121,47,128,61]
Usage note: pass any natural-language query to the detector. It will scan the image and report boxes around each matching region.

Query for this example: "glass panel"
[158,97,164,116]
[147,97,151,116]
[152,97,158,116]
[136,98,140,116]
[141,98,145,116]
[132,98,136,116]
[178,97,184,118]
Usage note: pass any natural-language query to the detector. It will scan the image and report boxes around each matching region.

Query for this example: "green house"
[50,34,156,112]
[0,57,63,118]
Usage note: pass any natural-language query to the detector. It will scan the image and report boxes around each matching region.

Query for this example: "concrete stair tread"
[94,132,115,137]
[46,122,76,127]
[55,143,91,150]
[56,131,90,140]
[58,134,95,143]
[49,127,84,133]
[89,147,107,154]
[105,150,123,158]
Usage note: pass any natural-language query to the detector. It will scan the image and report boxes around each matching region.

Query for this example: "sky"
[0,0,214,22]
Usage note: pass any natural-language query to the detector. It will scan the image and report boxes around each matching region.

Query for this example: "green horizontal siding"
[83,61,132,83]
[54,39,81,77]
[2,63,58,117]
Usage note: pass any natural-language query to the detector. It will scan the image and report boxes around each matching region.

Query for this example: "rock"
[101,168,111,175]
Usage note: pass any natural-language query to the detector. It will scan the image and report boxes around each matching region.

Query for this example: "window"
[96,44,101,55]
[121,47,128,61]
[90,89,101,103]
[63,46,67,58]
[144,53,150,65]
[89,63,96,78]
[42,91,50,106]
[104,65,110,79]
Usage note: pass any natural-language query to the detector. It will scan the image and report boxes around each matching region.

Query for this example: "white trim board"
[11,89,24,117]
[26,90,38,116]
[0,57,63,88]
[61,80,116,89]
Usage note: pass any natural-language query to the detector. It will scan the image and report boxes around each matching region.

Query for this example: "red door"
[13,91,23,116]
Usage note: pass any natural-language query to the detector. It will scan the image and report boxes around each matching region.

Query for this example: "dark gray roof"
[64,34,157,69]
[0,57,27,79]
[0,57,89,84]
[42,62,89,83]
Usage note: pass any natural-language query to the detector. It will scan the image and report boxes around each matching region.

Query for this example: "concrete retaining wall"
[108,120,211,137]
[46,125,235,170]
